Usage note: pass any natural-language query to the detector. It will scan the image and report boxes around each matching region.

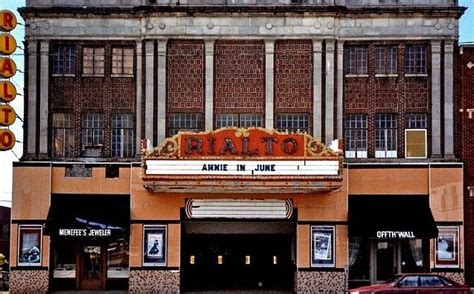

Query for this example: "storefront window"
[348,238,370,288]
[18,225,42,267]
[53,241,76,278]
[401,239,424,273]
[107,238,130,278]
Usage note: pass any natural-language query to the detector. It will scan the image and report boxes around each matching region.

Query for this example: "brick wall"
[166,40,205,113]
[214,40,265,115]
[460,46,474,285]
[50,41,136,158]
[343,42,431,158]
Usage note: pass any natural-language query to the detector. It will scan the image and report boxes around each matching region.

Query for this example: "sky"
[0,0,473,207]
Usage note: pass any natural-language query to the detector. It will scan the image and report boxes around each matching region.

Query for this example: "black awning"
[45,195,130,239]
[348,195,438,239]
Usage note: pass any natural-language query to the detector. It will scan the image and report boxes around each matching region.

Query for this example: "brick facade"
[214,40,265,115]
[460,46,474,286]
[49,41,136,158]
[343,42,431,158]
[166,40,205,113]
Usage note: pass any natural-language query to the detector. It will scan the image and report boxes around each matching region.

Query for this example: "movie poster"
[18,225,42,266]
[435,226,459,268]
[311,226,335,267]
[143,225,166,266]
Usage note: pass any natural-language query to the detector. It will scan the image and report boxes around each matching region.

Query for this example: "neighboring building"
[11,0,465,292]
[0,207,10,262]
[460,44,474,287]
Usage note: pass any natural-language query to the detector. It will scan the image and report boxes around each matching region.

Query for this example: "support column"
[431,41,442,157]
[205,40,214,131]
[265,39,275,130]
[144,40,154,146]
[39,40,49,156]
[313,40,323,140]
[135,41,143,156]
[325,40,335,144]
[26,41,38,156]
[444,41,454,157]
[336,40,344,140]
[157,40,167,144]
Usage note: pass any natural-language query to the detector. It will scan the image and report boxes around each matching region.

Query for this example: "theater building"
[460,44,474,286]
[11,0,465,292]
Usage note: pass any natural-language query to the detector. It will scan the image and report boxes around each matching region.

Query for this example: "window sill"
[375,74,398,78]
[405,74,428,77]
[52,74,75,77]
[345,74,369,78]
[111,74,134,78]
[82,74,105,77]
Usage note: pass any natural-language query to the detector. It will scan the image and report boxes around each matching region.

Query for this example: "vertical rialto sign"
[0,10,18,151]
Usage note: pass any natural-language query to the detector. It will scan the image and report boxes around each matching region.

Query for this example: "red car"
[349,274,470,293]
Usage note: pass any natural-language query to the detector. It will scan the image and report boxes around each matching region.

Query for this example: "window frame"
[18,224,43,267]
[167,113,204,137]
[52,113,75,158]
[344,114,368,159]
[405,45,427,75]
[275,113,310,134]
[82,46,105,77]
[52,45,76,76]
[81,113,105,157]
[111,47,134,77]
[111,113,135,158]
[375,46,398,76]
[375,113,397,158]
[344,46,369,76]
[215,113,264,129]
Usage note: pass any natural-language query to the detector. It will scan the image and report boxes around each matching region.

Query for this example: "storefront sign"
[0,104,16,126]
[58,228,112,237]
[0,57,16,78]
[0,80,16,102]
[0,128,15,151]
[0,10,17,32]
[146,159,339,176]
[0,33,16,55]
[376,231,415,239]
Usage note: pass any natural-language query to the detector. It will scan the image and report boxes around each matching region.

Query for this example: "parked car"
[349,273,469,293]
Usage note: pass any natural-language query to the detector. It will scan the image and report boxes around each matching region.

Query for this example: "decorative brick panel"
[214,40,265,114]
[295,270,346,293]
[405,78,430,112]
[129,270,180,293]
[10,269,49,293]
[344,77,371,112]
[275,40,313,113]
[167,40,205,113]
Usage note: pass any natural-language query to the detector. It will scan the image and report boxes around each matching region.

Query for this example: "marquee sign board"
[142,128,343,193]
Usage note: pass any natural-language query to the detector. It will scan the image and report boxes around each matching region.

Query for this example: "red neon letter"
[3,13,13,28]
[0,131,12,146]
[1,107,12,124]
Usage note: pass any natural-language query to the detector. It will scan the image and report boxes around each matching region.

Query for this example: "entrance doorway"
[79,244,106,290]
[181,222,295,291]
[349,238,428,288]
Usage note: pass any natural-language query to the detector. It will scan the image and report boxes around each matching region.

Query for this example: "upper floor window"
[344,47,368,75]
[82,113,104,157]
[52,113,75,158]
[344,114,368,158]
[215,113,263,129]
[111,114,134,158]
[276,113,309,133]
[405,113,427,158]
[112,48,134,76]
[168,113,203,137]
[375,113,397,158]
[83,47,105,76]
[405,45,427,75]
[52,45,76,75]
[375,46,397,75]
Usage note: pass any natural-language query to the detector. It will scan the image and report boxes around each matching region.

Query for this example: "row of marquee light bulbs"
[0,10,19,152]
